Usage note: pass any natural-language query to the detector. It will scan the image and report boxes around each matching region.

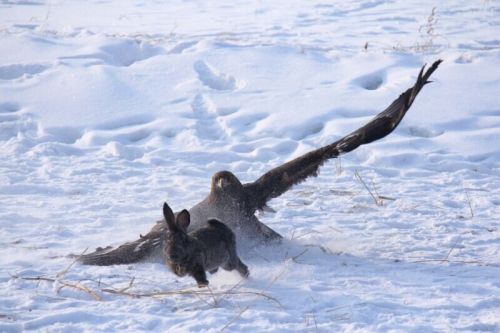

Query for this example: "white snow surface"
[1,1,499,332]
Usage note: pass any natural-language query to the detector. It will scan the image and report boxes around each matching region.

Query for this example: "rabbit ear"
[163,202,177,231]
[176,209,191,232]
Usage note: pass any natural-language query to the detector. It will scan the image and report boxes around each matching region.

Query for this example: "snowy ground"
[1,0,499,332]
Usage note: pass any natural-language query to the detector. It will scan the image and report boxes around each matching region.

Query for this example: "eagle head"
[210,171,243,196]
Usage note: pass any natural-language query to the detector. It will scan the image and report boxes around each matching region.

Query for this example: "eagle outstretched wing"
[244,60,442,211]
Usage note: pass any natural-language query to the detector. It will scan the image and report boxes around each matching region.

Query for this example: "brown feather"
[244,60,442,210]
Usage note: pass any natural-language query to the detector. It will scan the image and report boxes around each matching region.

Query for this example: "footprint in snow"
[0,102,22,124]
[193,60,244,91]
[59,39,162,67]
[0,102,21,113]
[351,70,385,90]
[0,63,50,80]
[289,122,324,141]
[72,116,156,147]
[191,94,228,141]
[0,102,84,153]
[224,112,268,132]
[168,40,199,54]
[0,103,38,141]
[406,126,443,138]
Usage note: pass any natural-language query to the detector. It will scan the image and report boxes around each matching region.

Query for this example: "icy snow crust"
[1,1,499,332]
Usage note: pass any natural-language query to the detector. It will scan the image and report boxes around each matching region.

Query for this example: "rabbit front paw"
[197,280,209,288]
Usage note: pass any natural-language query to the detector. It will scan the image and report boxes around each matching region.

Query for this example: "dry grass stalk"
[206,285,219,307]
[293,230,320,240]
[219,258,291,331]
[219,306,249,332]
[304,312,319,332]
[442,244,457,262]
[215,279,245,305]
[12,273,283,307]
[441,236,463,264]
[56,280,102,301]
[335,156,343,175]
[354,170,383,206]
[392,6,447,53]
[379,195,396,201]
[464,189,474,218]
[291,249,309,262]
[100,287,283,307]
[419,7,438,46]
[328,226,344,234]
[413,259,489,266]
[10,274,102,301]
[117,277,135,293]
[57,247,88,278]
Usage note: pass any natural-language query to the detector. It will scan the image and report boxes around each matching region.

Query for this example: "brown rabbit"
[162,202,249,287]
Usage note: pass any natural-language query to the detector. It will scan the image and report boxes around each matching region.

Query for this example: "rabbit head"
[162,202,202,278]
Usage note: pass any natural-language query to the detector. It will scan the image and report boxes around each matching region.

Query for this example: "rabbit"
[162,202,249,288]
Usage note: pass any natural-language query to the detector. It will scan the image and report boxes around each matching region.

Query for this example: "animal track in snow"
[352,71,385,90]
[168,40,199,54]
[191,94,227,141]
[289,122,324,141]
[216,107,239,117]
[477,110,500,117]
[59,39,162,67]
[193,60,244,91]
[0,102,23,124]
[335,108,378,118]
[0,63,50,80]
[0,102,21,113]
[94,114,155,131]
[76,127,152,147]
[455,53,474,64]
[74,116,156,148]
[101,141,144,160]
[225,112,268,131]
[320,0,387,17]
[406,126,443,138]
[0,103,38,141]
